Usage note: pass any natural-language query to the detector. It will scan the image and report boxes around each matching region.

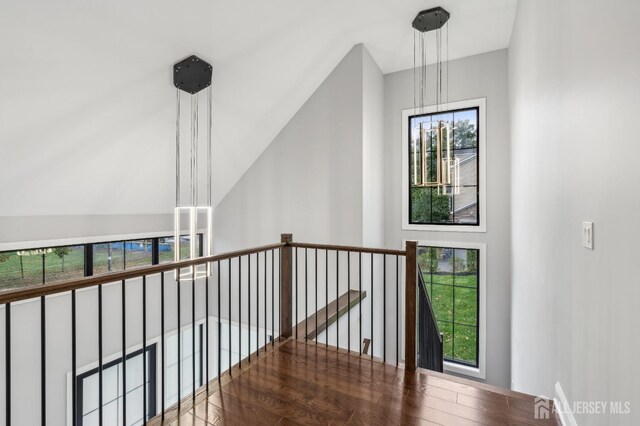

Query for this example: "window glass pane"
[409,107,479,226]
[432,248,453,284]
[0,250,44,289]
[454,287,478,326]
[93,243,124,275]
[45,245,84,283]
[431,284,453,322]
[453,109,478,149]
[158,237,174,264]
[453,324,477,364]
[124,240,152,269]
[158,235,202,264]
[422,245,480,367]
[453,186,478,224]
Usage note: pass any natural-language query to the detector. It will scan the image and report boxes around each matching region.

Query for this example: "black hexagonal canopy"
[412,7,450,33]
[173,55,213,95]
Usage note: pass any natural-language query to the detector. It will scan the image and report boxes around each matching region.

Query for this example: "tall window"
[402,98,485,231]
[419,245,480,367]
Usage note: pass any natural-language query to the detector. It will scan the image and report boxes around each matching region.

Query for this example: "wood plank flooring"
[150,340,560,425]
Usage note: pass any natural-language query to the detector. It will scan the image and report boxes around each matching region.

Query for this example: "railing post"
[280,234,293,339]
[404,241,417,372]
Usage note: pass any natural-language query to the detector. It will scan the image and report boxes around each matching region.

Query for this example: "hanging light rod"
[412,7,450,33]
[173,55,213,95]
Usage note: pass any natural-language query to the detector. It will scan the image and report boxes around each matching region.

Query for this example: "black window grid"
[0,233,205,290]
[420,246,480,368]
[408,106,481,226]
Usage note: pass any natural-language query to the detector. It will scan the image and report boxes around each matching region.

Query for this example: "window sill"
[402,223,486,233]
[444,360,485,379]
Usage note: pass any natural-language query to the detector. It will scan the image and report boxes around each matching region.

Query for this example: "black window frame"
[76,344,158,426]
[0,233,205,290]
[419,245,480,368]
[407,106,481,227]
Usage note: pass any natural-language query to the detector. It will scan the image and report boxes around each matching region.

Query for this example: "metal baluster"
[371,253,374,360]
[72,289,77,426]
[271,250,275,347]
[239,256,242,368]
[326,250,328,348]
[98,284,104,426]
[191,266,196,402]
[217,261,221,379]
[396,256,399,366]
[305,248,308,340]
[41,295,46,426]
[336,250,339,350]
[206,264,210,393]
[161,272,165,419]
[264,251,267,350]
[177,273,181,409]
[315,249,318,346]
[5,303,10,426]
[348,252,351,353]
[256,252,259,355]
[248,254,251,362]
[228,259,231,372]
[383,256,386,363]
[295,248,298,340]
[358,253,362,356]
[121,281,126,424]
[143,276,147,423]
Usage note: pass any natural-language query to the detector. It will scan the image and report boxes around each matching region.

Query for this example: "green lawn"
[424,272,478,365]
[0,242,195,290]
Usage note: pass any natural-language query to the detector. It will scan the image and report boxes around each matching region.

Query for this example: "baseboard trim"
[554,382,578,426]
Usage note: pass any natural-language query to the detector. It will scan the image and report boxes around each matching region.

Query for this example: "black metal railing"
[288,241,408,366]
[0,234,425,425]
[0,241,283,426]
[417,266,444,372]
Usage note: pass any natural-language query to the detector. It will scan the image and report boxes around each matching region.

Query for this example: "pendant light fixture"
[173,55,213,280]
[411,7,459,195]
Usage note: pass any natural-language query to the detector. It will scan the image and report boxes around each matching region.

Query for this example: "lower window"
[418,245,480,368]
[76,345,157,426]
[75,324,204,425]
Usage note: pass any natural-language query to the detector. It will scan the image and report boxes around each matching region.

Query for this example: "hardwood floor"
[150,340,560,425]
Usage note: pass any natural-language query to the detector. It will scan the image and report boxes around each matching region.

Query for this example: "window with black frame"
[76,345,157,426]
[418,245,479,367]
[0,234,204,291]
[409,107,479,225]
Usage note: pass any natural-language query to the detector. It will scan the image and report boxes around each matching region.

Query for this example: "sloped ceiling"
[0,0,515,216]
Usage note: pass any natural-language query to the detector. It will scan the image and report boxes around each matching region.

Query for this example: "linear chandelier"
[411,7,459,195]
[173,55,213,280]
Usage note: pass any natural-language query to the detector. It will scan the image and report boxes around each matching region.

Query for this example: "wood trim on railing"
[288,242,406,257]
[0,242,286,305]
[279,234,293,339]
[404,240,417,372]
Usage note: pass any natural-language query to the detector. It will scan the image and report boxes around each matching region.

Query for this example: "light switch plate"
[582,221,593,249]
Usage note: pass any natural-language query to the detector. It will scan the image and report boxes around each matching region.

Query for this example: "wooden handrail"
[0,241,286,305]
[288,242,406,257]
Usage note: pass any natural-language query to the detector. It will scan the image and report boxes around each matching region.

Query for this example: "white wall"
[383,50,512,388]
[509,1,640,424]
[213,44,371,251]
[362,46,385,248]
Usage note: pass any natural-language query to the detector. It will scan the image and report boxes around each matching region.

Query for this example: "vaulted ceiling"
[0,0,516,216]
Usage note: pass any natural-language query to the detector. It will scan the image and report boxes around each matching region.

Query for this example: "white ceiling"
[0,0,516,217]
[208,0,517,206]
